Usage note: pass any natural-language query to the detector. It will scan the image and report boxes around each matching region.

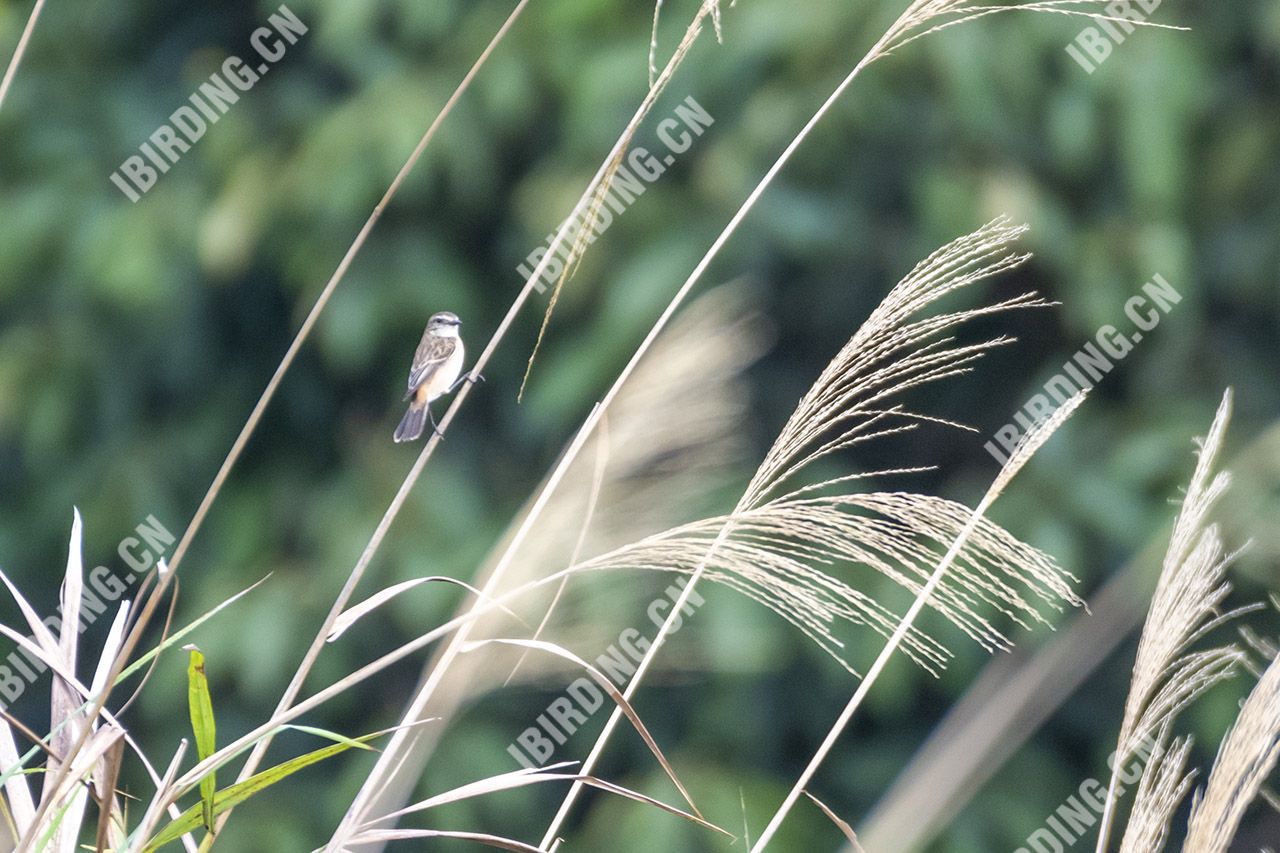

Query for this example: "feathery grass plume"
[542,220,1084,848]
[1117,732,1194,853]
[328,285,761,846]
[749,390,1086,851]
[871,0,1186,62]
[569,488,1079,676]
[1095,390,1245,852]
[1182,650,1280,852]
[744,217,1040,507]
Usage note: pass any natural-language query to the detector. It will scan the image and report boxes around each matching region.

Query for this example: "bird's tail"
[394,403,427,443]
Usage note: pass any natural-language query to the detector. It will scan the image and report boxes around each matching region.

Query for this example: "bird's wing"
[405,333,458,397]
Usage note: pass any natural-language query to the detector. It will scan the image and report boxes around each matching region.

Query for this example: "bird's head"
[428,311,462,336]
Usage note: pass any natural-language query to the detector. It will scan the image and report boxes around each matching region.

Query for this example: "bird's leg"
[448,370,485,394]
[426,406,444,441]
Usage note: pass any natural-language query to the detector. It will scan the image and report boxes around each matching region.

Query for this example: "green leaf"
[186,647,217,833]
[142,732,380,852]
[281,724,378,752]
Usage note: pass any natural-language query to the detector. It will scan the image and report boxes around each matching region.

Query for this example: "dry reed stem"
[0,0,47,111]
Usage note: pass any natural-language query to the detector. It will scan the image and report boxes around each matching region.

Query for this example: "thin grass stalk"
[0,0,46,111]
[749,395,1083,850]
[212,0,536,825]
[166,0,530,581]
[538,13,941,848]
[327,4,725,844]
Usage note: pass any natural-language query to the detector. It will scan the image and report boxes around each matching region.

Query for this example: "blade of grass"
[184,647,217,833]
[346,829,547,852]
[804,791,867,852]
[143,732,380,852]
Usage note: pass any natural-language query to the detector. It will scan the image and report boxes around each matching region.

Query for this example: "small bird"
[394,311,467,442]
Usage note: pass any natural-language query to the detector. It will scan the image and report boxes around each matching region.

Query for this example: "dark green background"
[1,0,1278,849]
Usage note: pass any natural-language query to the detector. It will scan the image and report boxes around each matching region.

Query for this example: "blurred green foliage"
[0,0,1278,850]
